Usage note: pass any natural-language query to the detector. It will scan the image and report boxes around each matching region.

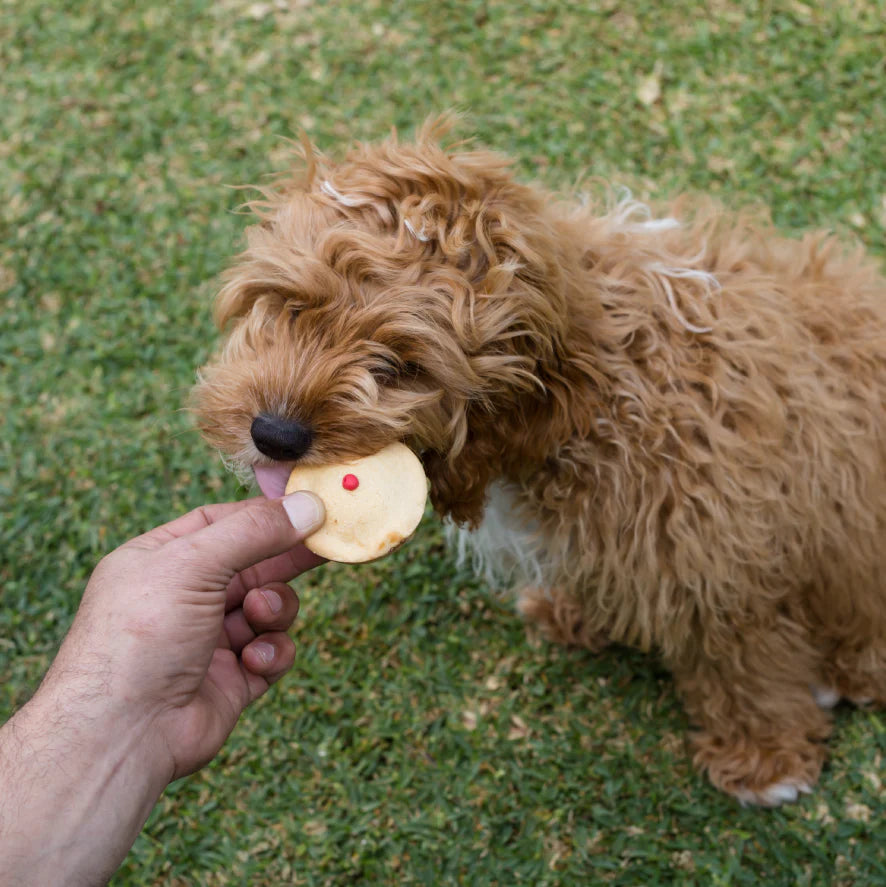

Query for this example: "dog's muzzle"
[250,414,313,461]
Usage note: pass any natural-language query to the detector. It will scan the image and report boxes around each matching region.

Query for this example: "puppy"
[193,118,886,805]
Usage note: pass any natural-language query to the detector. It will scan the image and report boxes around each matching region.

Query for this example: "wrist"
[37,660,176,780]
[0,676,173,885]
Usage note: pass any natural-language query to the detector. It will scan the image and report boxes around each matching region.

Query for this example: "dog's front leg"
[669,626,833,806]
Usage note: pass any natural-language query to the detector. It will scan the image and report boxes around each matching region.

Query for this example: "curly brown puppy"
[193,118,886,805]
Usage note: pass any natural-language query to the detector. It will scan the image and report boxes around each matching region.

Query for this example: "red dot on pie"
[342,473,359,491]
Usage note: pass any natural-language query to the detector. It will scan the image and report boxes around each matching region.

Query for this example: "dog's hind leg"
[820,637,886,708]
[515,586,611,652]
[803,564,886,708]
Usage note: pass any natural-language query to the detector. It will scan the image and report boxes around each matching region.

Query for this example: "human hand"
[43,492,326,781]
[0,492,326,886]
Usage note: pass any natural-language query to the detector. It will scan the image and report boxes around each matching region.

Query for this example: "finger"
[243,582,300,633]
[216,621,233,651]
[225,547,324,612]
[225,583,299,653]
[204,648,269,724]
[166,492,325,581]
[223,608,255,654]
[242,632,296,686]
[127,497,265,550]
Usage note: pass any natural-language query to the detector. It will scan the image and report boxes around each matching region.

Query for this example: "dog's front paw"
[731,777,814,807]
[691,732,826,807]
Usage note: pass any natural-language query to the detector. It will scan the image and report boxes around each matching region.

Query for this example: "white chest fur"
[447,481,553,592]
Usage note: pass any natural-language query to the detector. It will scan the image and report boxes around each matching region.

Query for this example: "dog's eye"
[371,358,400,383]
[372,367,393,383]
[371,358,422,384]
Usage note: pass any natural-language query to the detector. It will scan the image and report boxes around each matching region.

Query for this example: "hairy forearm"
[0,674,172,886]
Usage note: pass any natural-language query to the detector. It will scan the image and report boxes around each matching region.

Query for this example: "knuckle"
[192,504,215,526]
[240,502,284,541]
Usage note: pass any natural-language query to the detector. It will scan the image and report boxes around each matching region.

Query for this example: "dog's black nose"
[250,414,314,461]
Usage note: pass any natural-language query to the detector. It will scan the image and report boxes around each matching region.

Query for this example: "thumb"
[167,491,325,578]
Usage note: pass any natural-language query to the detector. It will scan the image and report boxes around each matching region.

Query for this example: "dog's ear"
[401,150,572,393]
[422,433,499,529]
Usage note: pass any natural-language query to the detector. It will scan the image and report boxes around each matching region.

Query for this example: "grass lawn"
[3,0,886,883]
